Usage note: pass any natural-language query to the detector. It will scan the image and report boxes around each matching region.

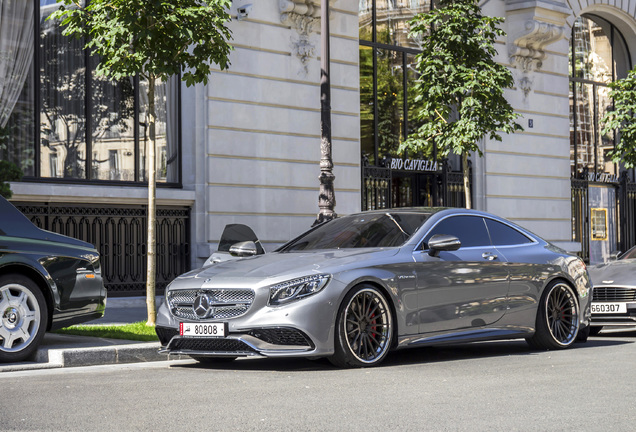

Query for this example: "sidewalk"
[0,297,182,373]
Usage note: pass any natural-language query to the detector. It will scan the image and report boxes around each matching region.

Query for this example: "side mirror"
[428,234,461,257]
[229,241,258,257]
[609,251,622,261]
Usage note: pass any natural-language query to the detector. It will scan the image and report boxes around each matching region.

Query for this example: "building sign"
[591,208,608,241]
[389,158,438,172]
[587,172,619,183]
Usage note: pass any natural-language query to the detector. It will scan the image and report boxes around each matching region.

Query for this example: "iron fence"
[14,202,190,296]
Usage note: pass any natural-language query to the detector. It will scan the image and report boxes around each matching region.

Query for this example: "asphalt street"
[2,330,635,432]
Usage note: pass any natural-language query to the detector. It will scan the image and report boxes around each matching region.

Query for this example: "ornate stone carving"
[508,19,565,97]
[280,1,320,76]
[510,20,565,72]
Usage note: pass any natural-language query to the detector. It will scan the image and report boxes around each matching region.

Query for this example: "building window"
[570,15,631,178]
[0,0,181,185]
[359,0,431,166]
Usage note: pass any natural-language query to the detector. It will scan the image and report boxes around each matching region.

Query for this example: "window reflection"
[0,1,35,176]
[40,2,87,179]
[0,0,180,184]
[569,15,628,178]
[377,49,404,160]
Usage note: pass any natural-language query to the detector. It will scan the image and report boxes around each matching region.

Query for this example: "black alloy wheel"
[330,285,393,368]
[527,281,580,350]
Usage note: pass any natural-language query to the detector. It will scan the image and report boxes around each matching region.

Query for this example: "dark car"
[0,196,106,362]
[157,208,592,368]
[588,246,636,334]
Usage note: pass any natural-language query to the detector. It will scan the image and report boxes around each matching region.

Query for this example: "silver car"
[588,246,636,334]
[156,208,592,367]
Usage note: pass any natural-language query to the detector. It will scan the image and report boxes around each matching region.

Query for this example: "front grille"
[593,287,636,302]
[248,328,314,347]
[167,288,255,320]
[170,338,256,354]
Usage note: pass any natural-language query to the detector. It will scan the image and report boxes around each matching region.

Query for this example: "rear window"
[484,218,533,246]
[280,213,430,251]
[0,197,39,237]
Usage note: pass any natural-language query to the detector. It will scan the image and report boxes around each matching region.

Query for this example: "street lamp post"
[315,0,337,225]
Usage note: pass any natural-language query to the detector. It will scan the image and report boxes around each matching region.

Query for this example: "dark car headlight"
[269,274,330,305]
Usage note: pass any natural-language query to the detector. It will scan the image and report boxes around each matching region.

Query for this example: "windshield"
[620,246,636,260]
[279,212,430,251]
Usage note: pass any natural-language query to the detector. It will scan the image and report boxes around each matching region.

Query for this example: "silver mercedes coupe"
[156,208,592,368]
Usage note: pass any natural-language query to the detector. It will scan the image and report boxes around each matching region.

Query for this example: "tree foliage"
[51,0,234,325]
[401,0,522,171]
[51,0,233,85]
[601,67,636,168]
[0,160,23,199]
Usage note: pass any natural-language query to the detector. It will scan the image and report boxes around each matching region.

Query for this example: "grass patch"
[54,321,159,342]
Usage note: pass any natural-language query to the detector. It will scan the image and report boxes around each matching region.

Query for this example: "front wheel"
[0,274,48,363]
[330,285,393,368]
[527,281,579,350]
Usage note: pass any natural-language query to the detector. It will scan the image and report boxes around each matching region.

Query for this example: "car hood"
[172,248,401,288]
[588,260,636,286]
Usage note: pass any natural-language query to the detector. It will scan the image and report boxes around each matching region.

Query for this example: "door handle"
[482,252,498,261]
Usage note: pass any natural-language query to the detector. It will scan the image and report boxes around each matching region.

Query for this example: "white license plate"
[180,322,226,337]
[591,302,627,314]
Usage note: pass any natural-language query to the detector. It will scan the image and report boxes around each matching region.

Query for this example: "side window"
[423,216,491,248]
[485,219,533,246]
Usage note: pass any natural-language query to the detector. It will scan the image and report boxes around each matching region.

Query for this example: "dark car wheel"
[0,274,48,362]
[527,281,579,350]
[330,285,393,368]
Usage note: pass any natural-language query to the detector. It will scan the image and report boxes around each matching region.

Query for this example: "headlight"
[269,274,330,305]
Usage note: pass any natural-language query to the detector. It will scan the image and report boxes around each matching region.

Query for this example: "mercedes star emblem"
[193,293,211,318]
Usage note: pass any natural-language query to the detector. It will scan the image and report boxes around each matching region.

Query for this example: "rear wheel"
[330,285,393,368]
[527,281,579,350]
[0,274,48,363]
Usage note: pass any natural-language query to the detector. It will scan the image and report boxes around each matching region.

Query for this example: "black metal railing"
[362,158,469,210]
[618,174,636,253]
[14,202,191,296]
[571,178,590,262]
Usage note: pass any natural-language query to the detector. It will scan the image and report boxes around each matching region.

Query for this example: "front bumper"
[156,326,316,358]
[155,282,342,359]
[590,286,636,327]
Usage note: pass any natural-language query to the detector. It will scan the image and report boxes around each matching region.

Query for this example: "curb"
[0,342,168,373]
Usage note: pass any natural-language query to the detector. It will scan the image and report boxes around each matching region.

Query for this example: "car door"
[413,215,510,334]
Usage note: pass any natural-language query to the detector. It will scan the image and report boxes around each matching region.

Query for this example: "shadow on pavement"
[170,334,634,373]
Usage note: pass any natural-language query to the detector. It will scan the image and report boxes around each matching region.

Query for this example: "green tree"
[0,160,23,199]
[601,67,636,168]
[52,0,233,325]
[401,0,522,208]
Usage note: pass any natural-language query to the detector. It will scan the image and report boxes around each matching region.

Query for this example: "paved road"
[2,331,635,431]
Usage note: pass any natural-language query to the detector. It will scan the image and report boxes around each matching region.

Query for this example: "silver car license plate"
[591,302,627,314]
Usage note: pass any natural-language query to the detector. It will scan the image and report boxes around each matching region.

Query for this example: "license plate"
[591,302,627,314]
[180,322,226,337]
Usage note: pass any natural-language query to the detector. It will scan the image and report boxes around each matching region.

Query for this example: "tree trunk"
[146,75,157,326]
[462,151,471,209]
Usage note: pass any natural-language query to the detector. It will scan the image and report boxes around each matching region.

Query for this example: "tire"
[576,324,590,343]
[190,356,237,364]
[330,285,393,368]
[526,281,579,350]
[0,274,48,363]
[589,326,603,336]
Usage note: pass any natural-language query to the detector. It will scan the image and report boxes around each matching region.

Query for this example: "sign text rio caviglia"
[389,158,438,172]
